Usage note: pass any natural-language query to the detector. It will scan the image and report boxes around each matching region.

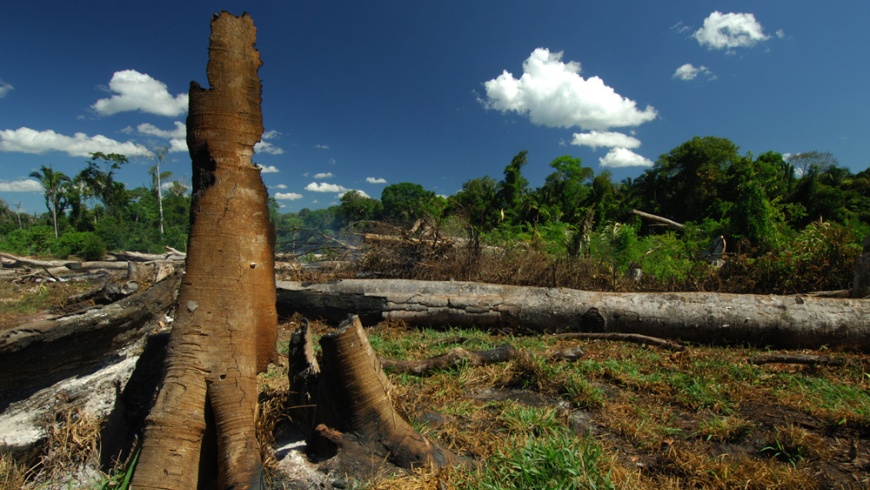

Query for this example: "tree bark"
[288,315,467,470]
[133,12,277,490]
[276,279,870,351]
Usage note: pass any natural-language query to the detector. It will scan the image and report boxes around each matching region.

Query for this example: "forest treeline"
[1,136,868,293]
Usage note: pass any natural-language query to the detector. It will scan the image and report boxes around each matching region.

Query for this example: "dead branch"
[631,209,685,230]
[554,332,685,351]
[748,353,846,366]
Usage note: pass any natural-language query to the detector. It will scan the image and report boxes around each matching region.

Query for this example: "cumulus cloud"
[672,63,716,81]
[92,70,188,117]
[313,172,333,179]
[599,148,653,168]
[482,48,657,130]
[136,122,186,139]
[262,130,281,140]
[694,12,769,50]
[254,140,284,155]
[571,131,640,150]
[256,164,280,174]
[366,177,387,184]
[0,80,13,98]
[0,127,150,157]
[0,179,43,192]
[305,182,349,193]
[130,122,189,153]
[271,184,288,189]
[275,192,303,200]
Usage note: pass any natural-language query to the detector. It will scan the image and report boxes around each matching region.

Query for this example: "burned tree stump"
[132,12,277,490]
[289,315,467,471]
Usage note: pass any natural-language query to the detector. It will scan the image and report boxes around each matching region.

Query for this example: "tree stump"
[132,12,277,489]
[289,315,467,471]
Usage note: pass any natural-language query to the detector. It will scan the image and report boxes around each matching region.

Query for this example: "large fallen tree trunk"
[276,279,870,351]
[133,12,277,489]
[0,272,181,411]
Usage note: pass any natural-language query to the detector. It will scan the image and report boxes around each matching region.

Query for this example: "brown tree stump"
[132,12,277,490]
[288,315,467,471]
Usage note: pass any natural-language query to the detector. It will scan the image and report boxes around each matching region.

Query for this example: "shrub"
[0,226,57,256]
[55,232,107,261]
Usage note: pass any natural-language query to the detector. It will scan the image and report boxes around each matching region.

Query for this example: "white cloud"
[271,184,288,189]
[482,48,657,130]
[599,148,653,168]
[262,129,281,140]
[92,70,188,117]
[132,122,189,153]
[571,131,640,150]
[0,80,13,98]
[305,182,349,193]
[694,12,769,50]
[254,140,284,155]
[776,29,786,39]
[275,192,303,200]
[672,63,716,81]
[0,179,43,192]
[313,172,333,179]
[315,144,330,150]
[366,177,387,184]
[256,164,280,173]
[136,122,186,139]
[339,189,370,199]
[0,127,150,157]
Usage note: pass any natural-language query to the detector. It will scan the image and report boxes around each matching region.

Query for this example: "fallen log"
[0,252,78,269]
[0,272,181,411]
[276,279,870,351]
[631,209,684,230]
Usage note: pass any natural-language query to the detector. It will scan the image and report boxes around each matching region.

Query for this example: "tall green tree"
[537,155,593,224]
[497,151,529,224]
[449,176,499,231]
[78,152,129,219]
[29,164,70,238]
[641,136,739,223]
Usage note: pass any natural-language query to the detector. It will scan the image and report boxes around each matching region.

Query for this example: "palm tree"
[29,164,70,238]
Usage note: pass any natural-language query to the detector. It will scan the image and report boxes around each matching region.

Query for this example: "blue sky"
[1,1,868,214]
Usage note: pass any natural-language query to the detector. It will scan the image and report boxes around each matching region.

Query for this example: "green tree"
[78,152,129,219]
[449,176,499,231]
[641,136,739,223]
[537,155,594,224]
[28,164,71,238]
[380,182,437,226]
[496,151,530,224]
[337,190,382,226]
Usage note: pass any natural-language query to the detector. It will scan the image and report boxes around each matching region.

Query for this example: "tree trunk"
[0,273,181,412]
[276,279,870,351]
[132,12,277,490]
[854,235,870,298]
[288,315,467,470]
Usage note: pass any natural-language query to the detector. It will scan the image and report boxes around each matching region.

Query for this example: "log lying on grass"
[289,315,467,470]
[0,272,181,411]
[276,279,870,351]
